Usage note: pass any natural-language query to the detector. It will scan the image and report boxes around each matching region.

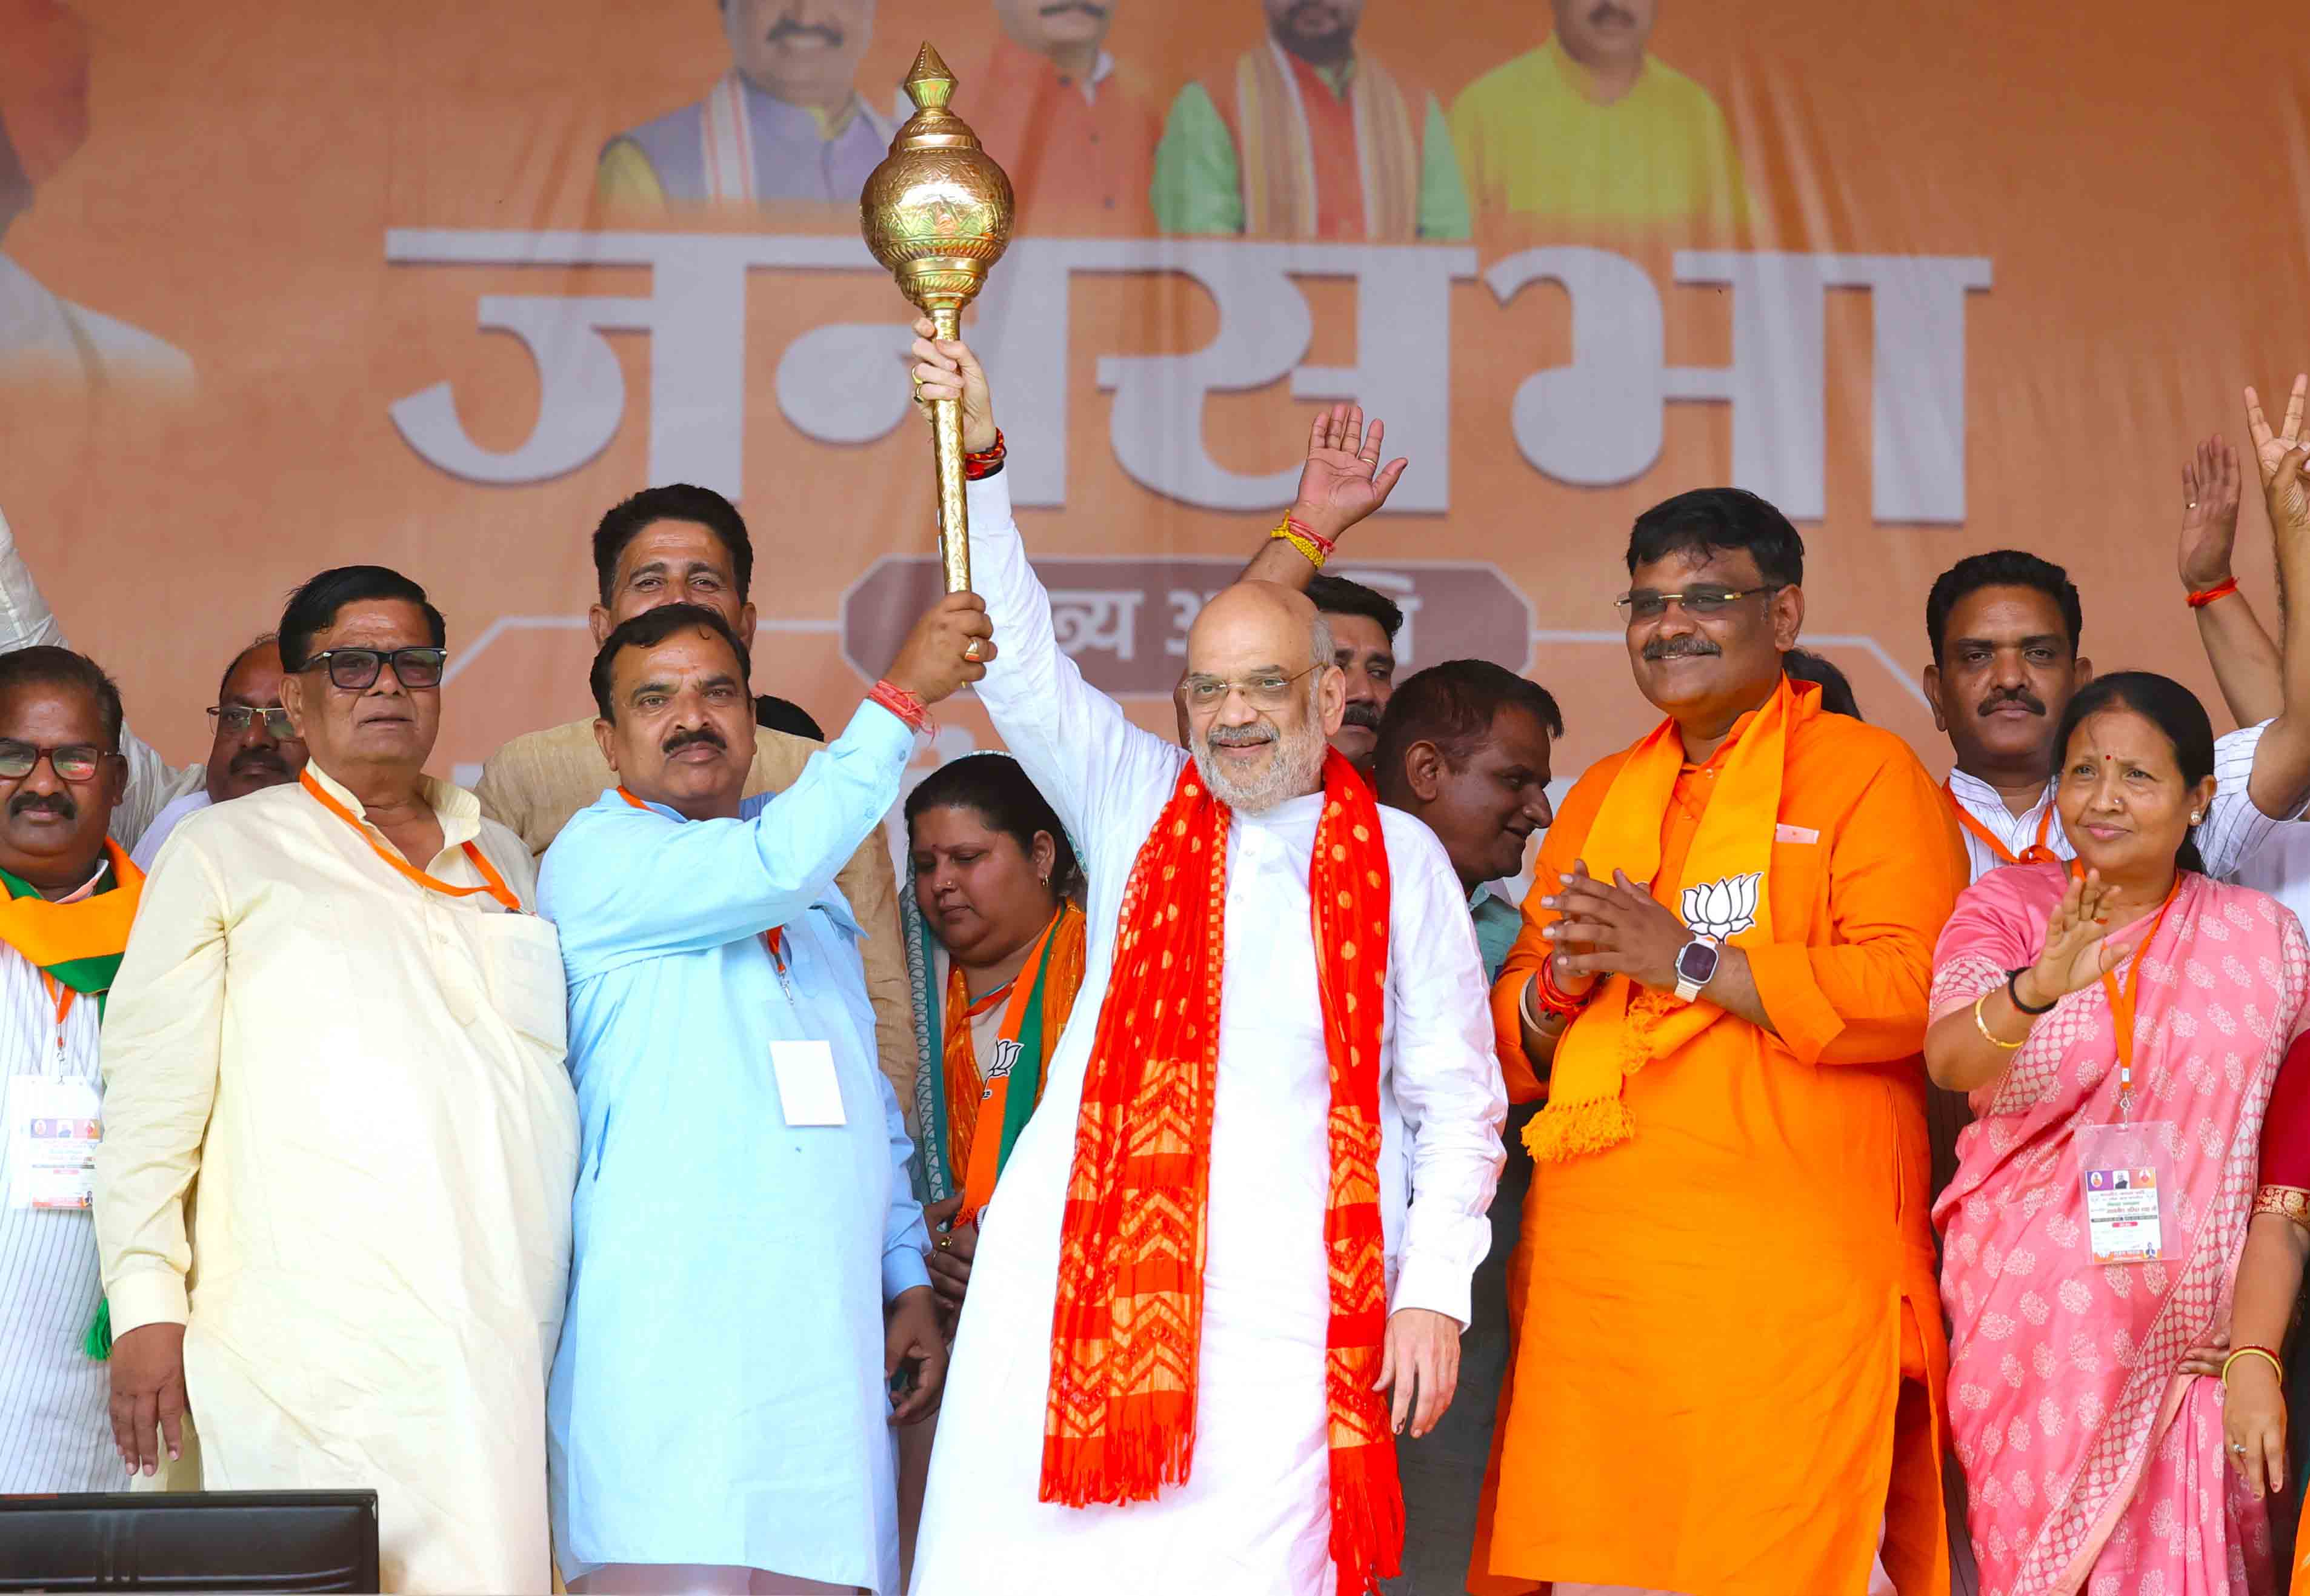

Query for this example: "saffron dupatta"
[1932,864,2309,1596]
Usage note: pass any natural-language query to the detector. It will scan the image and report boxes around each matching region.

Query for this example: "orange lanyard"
[1944,781,2058,866]
[615,787,783,964]
[2097,875,2182,1119]
[302,771,521,913]
[38,974,71,1072]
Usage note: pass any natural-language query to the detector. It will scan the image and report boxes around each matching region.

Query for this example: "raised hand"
[2179,434,2243,591]
[2019,870,2122,1006]
[2246,376,2308,486]
[910,317,997,455]
[1290,402,1410,545]
[885,591,996,706]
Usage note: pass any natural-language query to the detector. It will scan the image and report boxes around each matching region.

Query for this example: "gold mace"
[860,42,1016,602]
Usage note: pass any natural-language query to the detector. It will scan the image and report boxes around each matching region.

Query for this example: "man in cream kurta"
[95,616,578,1590]
[910,461,1505,1594]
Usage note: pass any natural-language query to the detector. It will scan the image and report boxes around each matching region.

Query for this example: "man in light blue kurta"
[538,597,988,1594]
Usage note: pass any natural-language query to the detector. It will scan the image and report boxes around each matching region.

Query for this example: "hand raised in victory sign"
[1290,402,1410,547]
[2246,375,2310,534]
[2178,434,2243,591]
[910,316,997,455]
[2012,869,2123,1010]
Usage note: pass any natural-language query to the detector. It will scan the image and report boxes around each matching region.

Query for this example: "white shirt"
[1945,720,2280,883]
[0,863,113,1492]
[131,790,211,872]
[911,474,1506,1596]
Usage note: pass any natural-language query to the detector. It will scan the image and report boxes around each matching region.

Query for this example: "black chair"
[0,1491,378,1592]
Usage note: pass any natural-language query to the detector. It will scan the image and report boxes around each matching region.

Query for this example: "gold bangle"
[1973,989,2027,1050]
[2223,1346,2285,1386]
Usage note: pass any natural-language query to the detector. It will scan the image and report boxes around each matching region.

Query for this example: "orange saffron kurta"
[1479,690,1965,1595]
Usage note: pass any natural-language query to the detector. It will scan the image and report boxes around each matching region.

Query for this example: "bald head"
[1187,581,1329,677]
[1182,582,1345,811]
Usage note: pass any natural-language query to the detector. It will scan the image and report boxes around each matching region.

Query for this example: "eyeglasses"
[1614,585,1785,622]
[1181,663,1322,711]
[300,647,448,691]
[0,741,113,783]
[207,705,298,740]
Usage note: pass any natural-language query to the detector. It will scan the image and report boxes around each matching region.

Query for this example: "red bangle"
[2187,576,2240,608]
[868,679,931,734]
[963,428,1006,481]
[1532,954,1595,1017]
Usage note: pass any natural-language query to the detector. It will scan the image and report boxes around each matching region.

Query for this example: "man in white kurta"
[94,567,579,1594]
[907,368,1505,1591]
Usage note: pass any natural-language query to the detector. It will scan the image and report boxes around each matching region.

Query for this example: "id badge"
[7,1074,101,1211]
[770,1040,847,1128]
[2077,1120,2175,1265]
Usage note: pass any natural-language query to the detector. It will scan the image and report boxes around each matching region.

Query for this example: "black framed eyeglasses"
[0,741,113,782]
[1614,585,1785,622]
[300,647,448,691]
[207,705,298,739]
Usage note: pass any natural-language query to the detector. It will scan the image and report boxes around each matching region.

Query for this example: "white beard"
[1193,718,1328,813]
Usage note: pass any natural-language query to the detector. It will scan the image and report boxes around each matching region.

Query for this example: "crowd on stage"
[5,327,2310,1596]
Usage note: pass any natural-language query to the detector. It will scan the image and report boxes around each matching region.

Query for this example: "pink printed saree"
[1932,863,2309,1596]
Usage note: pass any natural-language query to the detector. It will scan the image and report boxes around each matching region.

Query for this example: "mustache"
[662,727,728,757]
[230,747,288,775]
[1980,689,2046,718]
[1039,0,1107,15]
[1342,702,1383,730]
[8,791,74,822]
[1204,723,1277,750]
[766,18,844,47]
[1588,0,1639,23]
[1642,637,1722,661]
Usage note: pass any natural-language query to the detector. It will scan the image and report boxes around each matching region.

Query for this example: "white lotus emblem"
[1681,873,1762,940]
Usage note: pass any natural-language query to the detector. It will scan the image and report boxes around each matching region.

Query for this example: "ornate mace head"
[859,43,1016,321]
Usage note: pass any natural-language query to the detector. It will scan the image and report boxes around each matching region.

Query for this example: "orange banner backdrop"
[2,0,2303,786]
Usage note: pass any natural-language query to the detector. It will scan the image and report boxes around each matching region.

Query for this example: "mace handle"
[930,305,973,598]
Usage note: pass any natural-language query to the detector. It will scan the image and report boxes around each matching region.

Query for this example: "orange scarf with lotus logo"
[1039,751,1403,1594]
[1526,674,1803,1163]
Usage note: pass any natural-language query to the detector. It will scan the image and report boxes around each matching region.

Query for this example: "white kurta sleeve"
[964,471,1182,846]
[879,1066,933,1302]
[1380,820,1506,1328]
[2205,720,2293,880]
[93,833,232,1334]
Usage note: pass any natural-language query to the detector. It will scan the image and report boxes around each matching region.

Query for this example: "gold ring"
[912,376,924,403]
[936,1234,951,1251]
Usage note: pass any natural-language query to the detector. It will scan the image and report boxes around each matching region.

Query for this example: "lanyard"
[1944,781,2058,866]
[37,975,70,1077]
[2096,875,2182,1122]
[614,787,784,967]
[301,771,522,913]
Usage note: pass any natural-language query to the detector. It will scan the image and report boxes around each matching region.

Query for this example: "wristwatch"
[1673,934,1722,1002]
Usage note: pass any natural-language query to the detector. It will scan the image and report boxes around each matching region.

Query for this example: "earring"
[2190,811,2204,825]
[1040,873,1051,888]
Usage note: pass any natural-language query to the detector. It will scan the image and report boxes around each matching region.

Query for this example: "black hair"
[1371,660,1563,806]
[592,485,754,607]
[278,567,445,673]
[903,753,1084,900]
[1925,550,2083,665]
[754,694,825,741]
[1305,574,1405,642]
[589,603,753,722]
[214,633,281,705]
[0,647,125,752]
[2049,670,2216,874]
[1783,648,1863,720]
[1625,487,1804,587]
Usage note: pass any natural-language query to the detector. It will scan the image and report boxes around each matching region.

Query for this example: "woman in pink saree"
[1928,671,2310,1596]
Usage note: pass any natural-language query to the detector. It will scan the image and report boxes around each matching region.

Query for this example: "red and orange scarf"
[1039,751,1401,1593]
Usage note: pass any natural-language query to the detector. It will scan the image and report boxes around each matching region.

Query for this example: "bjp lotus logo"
[1681,873,1762,940]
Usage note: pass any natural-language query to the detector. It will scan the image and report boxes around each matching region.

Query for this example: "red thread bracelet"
[963,428,1006,481]
[2187,576,2240,609]
[868,679,931,734]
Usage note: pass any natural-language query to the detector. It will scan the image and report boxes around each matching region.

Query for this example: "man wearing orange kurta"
[1476,487,1962,1596]
[970,1,1160,234]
